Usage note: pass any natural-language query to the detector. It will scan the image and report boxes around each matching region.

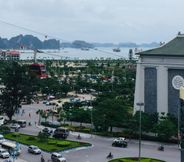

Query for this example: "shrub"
[0,126,11,134]
[37,132,49,142]
[11,132,20,137]
[48,141,56,145]
[41,121,61,128]
[27,136,36,141]
[56,141,71,147]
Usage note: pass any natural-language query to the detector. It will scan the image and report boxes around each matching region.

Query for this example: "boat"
[81,48,89,51]
[113,48,121,52]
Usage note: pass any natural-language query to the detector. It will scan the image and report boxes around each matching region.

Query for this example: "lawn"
[4,132,91,152]
[109,157,165,162]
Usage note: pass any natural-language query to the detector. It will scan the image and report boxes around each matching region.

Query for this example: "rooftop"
[137,34,184,56]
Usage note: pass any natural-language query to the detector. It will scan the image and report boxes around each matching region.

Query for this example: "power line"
[0,19,68,42]
[0,18,126,59]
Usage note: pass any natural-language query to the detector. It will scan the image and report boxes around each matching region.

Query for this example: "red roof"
[6,50,20,56]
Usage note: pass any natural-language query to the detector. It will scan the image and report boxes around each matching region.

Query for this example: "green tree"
[70,108,91,126]
[0,62,36,120]
[93,98,130,132]
[154,118,177,141]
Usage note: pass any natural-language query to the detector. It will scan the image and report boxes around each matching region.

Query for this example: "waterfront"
[19,47,148,60]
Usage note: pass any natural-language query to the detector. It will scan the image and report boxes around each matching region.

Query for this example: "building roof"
[137,34,184,56]
[6,50,20,56]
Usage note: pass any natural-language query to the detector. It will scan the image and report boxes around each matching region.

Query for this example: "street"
[6,103,180,162]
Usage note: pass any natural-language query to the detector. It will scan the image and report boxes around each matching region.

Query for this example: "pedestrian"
[21,109,24,116]
[41,155,45,162]
[29,113,31,118]
[35,121,37,126]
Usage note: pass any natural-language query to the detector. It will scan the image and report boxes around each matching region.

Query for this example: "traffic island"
[108,157,166,162]
[4,132,91,152]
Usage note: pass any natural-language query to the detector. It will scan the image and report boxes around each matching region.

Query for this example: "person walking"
[41,155,45,162]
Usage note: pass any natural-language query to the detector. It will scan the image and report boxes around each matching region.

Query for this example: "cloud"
[0,0,184,42]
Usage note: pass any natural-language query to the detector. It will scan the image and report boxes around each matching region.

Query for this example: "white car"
[0,148,10,158]
[10,123,21,129]
[28,145,41,154]
[51,152,66,162]
[113,137,127,142]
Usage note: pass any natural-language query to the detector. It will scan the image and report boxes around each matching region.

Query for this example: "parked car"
[51,152,66,162]
[42,127,53,136]
[112,137,128,148]
[28,145,41,154]
[0,148,10,158]
[10,123,21,130]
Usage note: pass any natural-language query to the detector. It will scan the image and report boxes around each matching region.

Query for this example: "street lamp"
[136,102,144,162]
[90,96,93,137]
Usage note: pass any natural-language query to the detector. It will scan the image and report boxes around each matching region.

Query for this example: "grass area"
[4,132,91,152]
[109,157,165,162]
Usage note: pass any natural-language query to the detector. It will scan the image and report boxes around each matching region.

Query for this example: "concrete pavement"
[0,158,28,162]
[12,103,180,162]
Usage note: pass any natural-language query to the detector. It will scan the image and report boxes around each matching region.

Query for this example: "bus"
[1,141,21,156]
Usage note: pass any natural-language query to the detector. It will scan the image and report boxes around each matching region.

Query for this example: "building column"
[134,62,145,113]
[157,66,168,115]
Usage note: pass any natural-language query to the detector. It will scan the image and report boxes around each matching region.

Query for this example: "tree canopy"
[0,62,36,120]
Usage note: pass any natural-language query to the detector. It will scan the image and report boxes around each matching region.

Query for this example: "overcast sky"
[0,0,183,43]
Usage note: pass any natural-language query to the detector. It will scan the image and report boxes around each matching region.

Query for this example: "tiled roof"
[137,35,184,56]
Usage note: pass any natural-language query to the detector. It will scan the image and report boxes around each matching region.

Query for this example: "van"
[1,141,21,155]
[17,120,26,128]
[53,128,69,139]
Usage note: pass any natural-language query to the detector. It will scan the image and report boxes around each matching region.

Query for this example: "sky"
[0,0,183,43]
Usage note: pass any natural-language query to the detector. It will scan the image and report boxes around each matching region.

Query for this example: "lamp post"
[136,102,144,162]
[90,96,93,137]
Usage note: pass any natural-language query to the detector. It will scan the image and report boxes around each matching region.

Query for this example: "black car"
[42,127,53,136]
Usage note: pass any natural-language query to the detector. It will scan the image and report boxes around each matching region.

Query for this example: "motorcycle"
[77,134,81,140]
[158,145,164,151]
[106,153,113,159]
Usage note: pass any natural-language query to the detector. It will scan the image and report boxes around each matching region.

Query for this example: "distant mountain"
[0,34,159,49]
[92,42,160,48]
[0,34,60,49]
[92,43,115,47]
[61,40,94,48]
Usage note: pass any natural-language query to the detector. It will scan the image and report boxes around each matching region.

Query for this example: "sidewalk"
[0,158,28,162]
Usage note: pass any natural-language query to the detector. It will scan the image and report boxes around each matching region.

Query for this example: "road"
[9,103,180,162]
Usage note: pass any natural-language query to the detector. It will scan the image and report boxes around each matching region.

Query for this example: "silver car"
[0,148,10,158]
[51,152,66,162]
[28,145,41,154]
